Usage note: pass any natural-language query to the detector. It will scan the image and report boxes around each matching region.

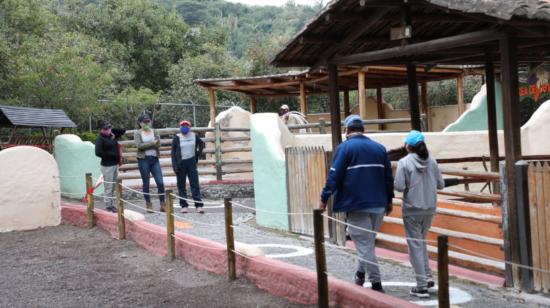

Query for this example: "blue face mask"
[180,126,190,134]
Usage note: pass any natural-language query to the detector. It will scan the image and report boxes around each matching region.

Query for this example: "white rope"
[447,243,550,275]
[121,183,165,196]
[171,212,226,227]
[323,214,437,244]
[231,201,313,216]
[231,249,317,274]
[323,242,436,281]
[121,199,165,215]
[172,234,225,251]
[170,193,223,206]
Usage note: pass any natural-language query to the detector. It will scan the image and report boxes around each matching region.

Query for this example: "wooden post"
[116,180,125,240]
[438,235,450,308]
[420,82,429,131]
[407,63,422,131]
[485,52,500,193]
[166,190,175,261]
[500,32,522,287]
[457,75,466,115]
[300,82,307,115]
[358,71,367,120]
[85,173,95,228]
[224,198,236,281]
[376,86,385,130]
[328,64,342,150]
[319,118,326,134]
[343,90,350,118]
[215,122,222,181]
[515,161,534,292]
[208,88,217,127]
[313,209,329,308]
[249,96,257,114]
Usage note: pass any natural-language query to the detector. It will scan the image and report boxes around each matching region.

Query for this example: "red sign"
[520,83,550,101]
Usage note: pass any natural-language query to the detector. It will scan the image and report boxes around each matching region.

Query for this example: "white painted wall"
[0,146,61,232]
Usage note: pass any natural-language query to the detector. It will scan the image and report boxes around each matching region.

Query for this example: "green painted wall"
[251,114,289,230]
[444,82,504,132]
[54,134,103,199]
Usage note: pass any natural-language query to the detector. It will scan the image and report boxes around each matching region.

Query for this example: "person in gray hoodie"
[395,130,444,298]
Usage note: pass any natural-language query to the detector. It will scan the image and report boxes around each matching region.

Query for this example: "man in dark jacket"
[319,115,394,293]
[95,120,120,213]
[171,120,205,213]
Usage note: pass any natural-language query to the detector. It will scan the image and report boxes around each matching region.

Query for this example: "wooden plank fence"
[528,160,550,292]
[120,124,252,181]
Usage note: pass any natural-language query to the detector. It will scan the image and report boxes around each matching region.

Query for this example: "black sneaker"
[410,287,430,298]
[371,282,385,293]
[354,271,365,287]
[427,280,435,289]
[105,206,116,213]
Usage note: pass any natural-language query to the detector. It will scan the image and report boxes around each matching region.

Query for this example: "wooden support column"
[485,52,500,192]
[407,63,422,131]
[249,96,257,114]
[343,90,350,118]
[420,82,429,131]
[299,82,307,115]
[328,64,342,149]
[500,33,522,288]
[208,88,217,126]
[358,71,367,120]
[376,87,385,130]
[457,75,466,115]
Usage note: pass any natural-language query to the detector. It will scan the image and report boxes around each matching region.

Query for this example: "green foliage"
[77,131,98,143]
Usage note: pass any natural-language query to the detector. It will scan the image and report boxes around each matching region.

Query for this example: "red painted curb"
[61,203,417,307]
[346,241,505,288]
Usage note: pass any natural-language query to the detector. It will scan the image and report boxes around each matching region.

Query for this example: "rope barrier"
[231,201,313,216]
[323,214,438,244]
[120,183,165,197]
[172,234,225,251]
[170,193,223,206]
[120,199,165,215]
[171,212,226,227]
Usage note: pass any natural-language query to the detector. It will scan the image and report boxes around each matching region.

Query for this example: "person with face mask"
[171,120,205,213]
[318,115,394,293]
[134,113,165,212]
[94,120,120,213]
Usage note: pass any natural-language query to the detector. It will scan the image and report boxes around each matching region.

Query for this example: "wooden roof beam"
[333,29,503,65]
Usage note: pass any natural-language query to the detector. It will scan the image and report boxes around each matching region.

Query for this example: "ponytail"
[411,141,429,160]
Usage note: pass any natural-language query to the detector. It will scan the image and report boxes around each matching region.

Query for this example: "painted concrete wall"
[0,146,61,232]
[444,82,504,132]
[251,113,294,230]
[54,134,103,198]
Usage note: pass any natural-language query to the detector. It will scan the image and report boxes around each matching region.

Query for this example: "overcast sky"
[226,0,323,6]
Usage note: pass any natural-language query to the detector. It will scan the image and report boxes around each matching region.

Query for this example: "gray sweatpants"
[101,165,118,207]
[346,211,384,283]
[403,215,434,288]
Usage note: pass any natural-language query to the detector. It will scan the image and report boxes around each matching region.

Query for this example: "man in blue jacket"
[319,115,394,293]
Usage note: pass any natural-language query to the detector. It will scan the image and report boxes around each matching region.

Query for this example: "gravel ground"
[87,196,550,307]
[0,225,311,308]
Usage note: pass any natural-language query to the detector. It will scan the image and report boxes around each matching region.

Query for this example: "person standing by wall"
[395,130,444,298]
[94,121,120,213]
[171,120,205,214]
[318,115,394,293]
[134,113,166,212]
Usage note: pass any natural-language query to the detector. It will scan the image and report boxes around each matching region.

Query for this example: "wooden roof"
[194,65,465,96]
[0,105,76,128]
[271,0,550,68]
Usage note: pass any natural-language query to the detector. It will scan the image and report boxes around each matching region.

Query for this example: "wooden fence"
[286,117,419,134]
[119,124,252,181]
[285,145,506,273]
[528,160,550,292]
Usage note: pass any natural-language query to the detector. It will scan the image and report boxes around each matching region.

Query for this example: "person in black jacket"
[95,120,120,213]
[171,120,205,213]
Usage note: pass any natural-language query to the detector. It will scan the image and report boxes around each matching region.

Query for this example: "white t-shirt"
[141,130,157,157]
[178,132,196,160]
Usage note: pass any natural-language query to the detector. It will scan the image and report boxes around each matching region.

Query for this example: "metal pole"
[313,209,329,308]
[224,198,236,281]
[438,235,450,308]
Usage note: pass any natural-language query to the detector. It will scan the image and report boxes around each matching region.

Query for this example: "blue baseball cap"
[404,130,425,146]
[344,115,363,128]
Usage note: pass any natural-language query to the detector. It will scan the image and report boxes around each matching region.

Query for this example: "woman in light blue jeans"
[134,113,165,212]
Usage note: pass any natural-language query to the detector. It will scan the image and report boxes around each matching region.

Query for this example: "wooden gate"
[528,160,550,292]
[285,146,331,237]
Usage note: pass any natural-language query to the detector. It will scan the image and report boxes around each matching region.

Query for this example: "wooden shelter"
[271,0,550,288]
[0,105,76,151]
[195,65,466,125]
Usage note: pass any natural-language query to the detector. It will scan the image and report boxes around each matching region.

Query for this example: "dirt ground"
[0,225,311,308]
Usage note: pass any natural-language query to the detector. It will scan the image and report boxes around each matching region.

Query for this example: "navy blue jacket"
[320,135,394,213]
